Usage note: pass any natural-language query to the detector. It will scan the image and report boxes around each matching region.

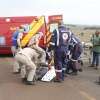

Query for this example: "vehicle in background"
[0,15,63,54]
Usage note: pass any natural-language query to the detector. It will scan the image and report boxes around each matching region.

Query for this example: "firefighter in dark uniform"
[68,34,83,75]
[49,25,72,82]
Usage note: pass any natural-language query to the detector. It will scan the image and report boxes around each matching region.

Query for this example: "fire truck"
[0,15,63,54]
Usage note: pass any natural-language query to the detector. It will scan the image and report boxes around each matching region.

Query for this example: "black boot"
[25,81,35,85]
[70,70,78,75]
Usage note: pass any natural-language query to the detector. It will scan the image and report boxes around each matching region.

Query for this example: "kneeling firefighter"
[68,34,83,75]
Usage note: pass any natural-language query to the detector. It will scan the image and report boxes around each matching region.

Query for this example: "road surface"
[0,57,100,100]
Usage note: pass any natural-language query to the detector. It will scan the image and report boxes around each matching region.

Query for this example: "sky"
[0,0,100,25]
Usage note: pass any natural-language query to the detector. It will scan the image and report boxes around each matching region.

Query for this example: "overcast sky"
[0,0,100,25]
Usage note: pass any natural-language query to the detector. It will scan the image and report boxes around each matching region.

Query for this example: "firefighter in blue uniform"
[68,34,83,75]
[49,24,72,82]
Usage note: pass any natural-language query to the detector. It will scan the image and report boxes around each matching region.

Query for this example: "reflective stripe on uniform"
[71,58,78,61]
[49,42,55,46]
[56,29,59,46]
[72,37,78,44]
[62,68,66,71]
[55,69,62,72]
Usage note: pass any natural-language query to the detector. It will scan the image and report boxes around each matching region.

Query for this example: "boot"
[94,65,98,70]
[88,64,95,67]
[78,68,83,72]
[24,76,36,85]
[53,78,62,83]
[70,70,78,75]
[25,81,35,85]
[54,72,63,83]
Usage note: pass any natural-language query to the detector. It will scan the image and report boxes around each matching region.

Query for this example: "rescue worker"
[68,34,83,75]
[11,27,20,55]
[28,32,47,66]
[49,24,72,82]
[11,26,25,73]
[15,47,40,85]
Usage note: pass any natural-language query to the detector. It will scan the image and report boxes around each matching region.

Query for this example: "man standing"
[49,24,71,82]
[11,26,24,73]
[89,31,100,69]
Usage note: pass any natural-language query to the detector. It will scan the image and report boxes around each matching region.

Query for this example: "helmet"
[58,24,69,33]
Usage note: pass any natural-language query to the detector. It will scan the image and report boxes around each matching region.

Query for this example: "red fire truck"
[0,15,63,54]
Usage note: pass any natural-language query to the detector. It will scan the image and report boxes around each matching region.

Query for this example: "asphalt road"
[0,57,100,100]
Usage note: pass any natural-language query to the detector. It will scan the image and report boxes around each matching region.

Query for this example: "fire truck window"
[5,18,10,22]
[50,23,58,33]
[0,36,6,45]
